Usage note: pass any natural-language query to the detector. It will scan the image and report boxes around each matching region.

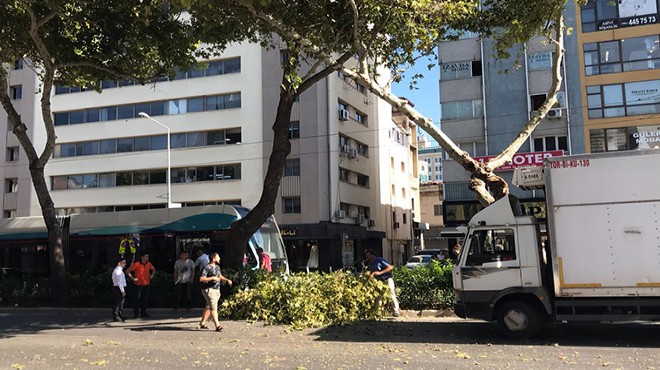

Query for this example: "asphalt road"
[0,308,658,369]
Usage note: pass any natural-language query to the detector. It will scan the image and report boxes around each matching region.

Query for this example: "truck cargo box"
[545,150,660,298]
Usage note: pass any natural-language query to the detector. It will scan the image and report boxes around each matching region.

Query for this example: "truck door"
[458,228,522,316]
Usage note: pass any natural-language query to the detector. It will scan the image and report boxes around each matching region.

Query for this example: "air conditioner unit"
[348,148,358,158]
[335,210,346,219]
[367,219,376,228]
[356,214,365,224]
[341,144,350,153]
[339,109,349,121]
[393,221,400,229]
[547,108,562,119]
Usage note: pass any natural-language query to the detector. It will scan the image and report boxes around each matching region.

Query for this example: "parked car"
[405,255,432,268]
[0,267,23,279]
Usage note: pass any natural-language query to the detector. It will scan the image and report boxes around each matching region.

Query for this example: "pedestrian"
[364,249,400,317]
[194,248,210,272]
[452,243,462,263]
[173,250,195,310]
[111,258,127,322]
[127,252,156,318]
[256,247,272,272]
[198,252,232,331]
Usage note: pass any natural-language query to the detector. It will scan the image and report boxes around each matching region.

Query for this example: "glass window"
[599,41,621,63]
[86,108,100,123]
[60,143,77,157]
[135,103,150,116]
[118,105,134,119]
[196,166,214,181]
[99,173,115,187]
[206,96,223,111]
[171,133,186,148]
[117,138,134,153]
[134,137,150,151]
[224,57,240,73]
[187,132,205,147]
[82,141,99,156]
[289,121,300,139]
[207,61,223,76]
[150,101,166,116]
[187,97,204,112]
[133,172,148,185]
[69,110,85,125]
[207,130,226,145]
[171,168,186,183]
[67,175,83,189]
[116,172,132,186]
[284,159,300,176]
[100,107,117,121]
[189,67,205,78]
[168,99,187,115]
[603,84,624,106]
[224,93,241,109]
[283,197,301,214]
[465,228,517,266]
[52,176,67,190]
[149,170,166,184]
[225,128,241,144]
[54,112,69,126]
[100,139,117,154]
[82,174,97,188]
[151,135,167,150]
[606,128,628,151]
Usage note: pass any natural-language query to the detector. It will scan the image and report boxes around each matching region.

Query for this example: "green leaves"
[393,260,454,311]
[219,271,390,329]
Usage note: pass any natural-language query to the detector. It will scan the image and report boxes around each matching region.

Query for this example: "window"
[355,111,367,125]
[584,35,660,76]
[6,147,19,161]
[533,136,568,152]
[433,204,443,216]
[339,168,349,182]
[3,210,16,219]
[530,94,546,111]
[5,178,18,193]
[465,228,517,266]
[10,85,22,100]
[283,197,301,214]
[357,174,369,187]
[284,159,300,176]
[440,60,482,80]
[289,121,300,139]
[441,99,483,120]
[403,213,407,224]
[356,142,368,157]
[587,79,660,119]
[580,0,659,33]
[458,142,486,156]
[13,59,23,70]
[590,124,660,152]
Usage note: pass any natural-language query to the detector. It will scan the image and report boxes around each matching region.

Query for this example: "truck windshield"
[465,228,516,266]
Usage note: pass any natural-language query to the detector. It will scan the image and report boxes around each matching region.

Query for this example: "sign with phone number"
[549,159,591,169]
[598,14,659,30]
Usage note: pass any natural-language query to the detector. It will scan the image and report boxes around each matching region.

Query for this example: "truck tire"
[496,301,542,339]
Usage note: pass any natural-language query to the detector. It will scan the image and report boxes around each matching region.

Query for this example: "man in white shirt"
[111,258,127,322]
[173,250,195,310]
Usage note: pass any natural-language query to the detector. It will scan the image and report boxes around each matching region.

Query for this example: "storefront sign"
[625,80,660,105]
[528,52,552,71]
[280,228,297,236]
[440,61,472,80]
[473,150,564,171]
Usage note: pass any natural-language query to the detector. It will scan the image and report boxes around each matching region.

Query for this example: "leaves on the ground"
[84,339,94,346]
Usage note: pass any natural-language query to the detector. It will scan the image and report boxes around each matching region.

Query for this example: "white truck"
[452,150,660,338]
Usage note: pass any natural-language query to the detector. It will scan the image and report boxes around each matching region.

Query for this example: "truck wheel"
[496,301,541,339]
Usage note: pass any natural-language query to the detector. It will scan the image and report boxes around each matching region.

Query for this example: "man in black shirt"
[197,253,232,331]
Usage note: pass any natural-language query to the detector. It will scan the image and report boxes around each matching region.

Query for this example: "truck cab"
[453,195,552,338]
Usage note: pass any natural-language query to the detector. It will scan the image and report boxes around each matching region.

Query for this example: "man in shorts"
[198,253,232,331]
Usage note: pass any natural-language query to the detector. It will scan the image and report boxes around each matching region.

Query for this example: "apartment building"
[1,42,419,271]
[577,0,660,152]
[438,3,586,237]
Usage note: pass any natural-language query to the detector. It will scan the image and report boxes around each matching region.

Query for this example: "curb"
[399,309,456,318]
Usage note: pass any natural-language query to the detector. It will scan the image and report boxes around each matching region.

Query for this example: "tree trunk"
[224,86,295,271]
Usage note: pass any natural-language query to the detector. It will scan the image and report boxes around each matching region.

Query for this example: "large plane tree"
[187,0,570,269]
[0,0,199,303]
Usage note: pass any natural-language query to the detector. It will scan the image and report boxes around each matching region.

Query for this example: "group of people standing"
[110,249,232,331]
[110,247,274,329]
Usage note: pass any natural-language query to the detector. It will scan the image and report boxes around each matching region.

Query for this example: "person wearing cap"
[111,258,127,322]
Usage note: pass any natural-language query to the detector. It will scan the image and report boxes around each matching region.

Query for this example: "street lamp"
[138,112,180,208]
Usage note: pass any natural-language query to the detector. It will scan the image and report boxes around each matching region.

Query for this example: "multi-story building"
[437,3,586,240]
[1,42,419,271]
[577,0,660,153]
[418,146,443,183]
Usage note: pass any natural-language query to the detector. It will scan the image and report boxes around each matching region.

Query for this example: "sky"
[391,60,440,137]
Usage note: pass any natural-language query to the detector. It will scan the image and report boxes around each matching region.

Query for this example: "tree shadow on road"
[310,319,660,348]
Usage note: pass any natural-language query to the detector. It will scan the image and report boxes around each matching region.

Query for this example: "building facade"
[1,42,419,272]
[438,3,586,234]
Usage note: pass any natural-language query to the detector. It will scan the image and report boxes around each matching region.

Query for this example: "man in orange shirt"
[127,252,156,318]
